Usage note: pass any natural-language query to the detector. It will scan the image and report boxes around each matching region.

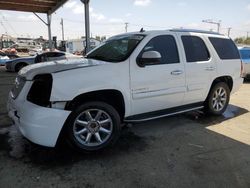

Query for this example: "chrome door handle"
[205,66,215,71]
[171,70,183,75]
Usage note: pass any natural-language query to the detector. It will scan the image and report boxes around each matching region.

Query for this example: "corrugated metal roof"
[0,0,68,14]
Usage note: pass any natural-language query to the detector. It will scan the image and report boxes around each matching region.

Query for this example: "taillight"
[240,60,243,77]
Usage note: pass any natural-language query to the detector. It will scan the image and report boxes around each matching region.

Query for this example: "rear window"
[209,37,240,60]
[181,36,210,62]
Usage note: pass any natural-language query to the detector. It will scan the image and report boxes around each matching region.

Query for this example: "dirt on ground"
[0,66,250,188]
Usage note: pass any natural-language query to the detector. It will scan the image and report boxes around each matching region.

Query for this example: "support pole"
[47,14,52,51]
[61,18,65,41]
[81,0,90,54]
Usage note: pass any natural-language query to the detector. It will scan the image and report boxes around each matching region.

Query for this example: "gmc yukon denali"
[7,29,243,152]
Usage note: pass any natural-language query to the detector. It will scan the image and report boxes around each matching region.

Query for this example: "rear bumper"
[7,94,71,147]
[231,77,243,94]
[242,63,250,78]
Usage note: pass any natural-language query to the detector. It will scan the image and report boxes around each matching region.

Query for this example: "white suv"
[7,29,243,152]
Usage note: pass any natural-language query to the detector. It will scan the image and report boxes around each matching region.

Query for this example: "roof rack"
[169,29,223,35]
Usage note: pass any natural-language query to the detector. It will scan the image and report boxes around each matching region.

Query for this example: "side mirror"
[137,51,161,67]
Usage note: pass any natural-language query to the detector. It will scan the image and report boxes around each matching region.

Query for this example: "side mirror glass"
[137,51,161,67]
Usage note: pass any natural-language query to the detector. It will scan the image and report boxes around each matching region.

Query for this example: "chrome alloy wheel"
[212,87,227,111]
[73,109,113,147]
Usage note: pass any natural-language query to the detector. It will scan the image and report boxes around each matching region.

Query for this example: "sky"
[0,0,250,40]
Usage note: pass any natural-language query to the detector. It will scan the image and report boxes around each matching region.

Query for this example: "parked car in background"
[0,52,19,66]
[238,47,250,80]
[7,29,243,152]
[5,51,79,72]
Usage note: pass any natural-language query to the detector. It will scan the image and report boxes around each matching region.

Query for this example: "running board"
[124,103,204,123]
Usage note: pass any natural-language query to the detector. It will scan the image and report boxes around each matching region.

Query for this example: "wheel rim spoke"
[76,120,88,126]
[99,127,111,134]
[85,111,93,121]
[221,97,226,101]
[85,133,92,143]
[94,110,102,121]
[76,128,87,135]
[99,119,111,126]
[94,132,102,143]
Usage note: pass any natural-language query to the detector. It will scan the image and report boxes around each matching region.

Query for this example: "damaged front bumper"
[7,93,71,147]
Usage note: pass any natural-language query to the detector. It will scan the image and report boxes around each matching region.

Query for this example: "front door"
[130,34,186,115]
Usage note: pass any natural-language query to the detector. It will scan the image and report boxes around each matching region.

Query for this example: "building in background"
[66,37,101,54]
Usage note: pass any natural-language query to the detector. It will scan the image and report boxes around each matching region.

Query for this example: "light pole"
[125,22,129,33]
[80,0,90,54]
[227,27,232,37]
[202,19,221,33]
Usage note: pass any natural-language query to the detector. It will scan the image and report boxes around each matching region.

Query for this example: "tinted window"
[182,36,210,62]
[46,52,64,57]
[209,37,240,59]
[139,35,179,65]
[86,34,145,62]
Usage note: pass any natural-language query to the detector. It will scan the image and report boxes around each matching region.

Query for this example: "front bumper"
[7,94,71,147]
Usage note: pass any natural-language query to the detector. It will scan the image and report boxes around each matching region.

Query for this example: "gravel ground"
[0,66,250,188]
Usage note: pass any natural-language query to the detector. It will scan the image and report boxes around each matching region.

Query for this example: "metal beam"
[47,14,52,51]
[49,0,68,14]
[81,0,90,53]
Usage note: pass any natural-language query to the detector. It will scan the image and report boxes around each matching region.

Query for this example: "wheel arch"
[206,75,233,101]
[210,76,233,92]
[15,62,28,72]
[65,89,126,121]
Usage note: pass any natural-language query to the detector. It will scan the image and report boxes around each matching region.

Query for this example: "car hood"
[19,58,108,80]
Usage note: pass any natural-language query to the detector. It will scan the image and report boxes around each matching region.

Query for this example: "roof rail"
[169,29,223,35]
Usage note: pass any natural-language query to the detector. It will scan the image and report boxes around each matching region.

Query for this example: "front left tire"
[65,101,121,152]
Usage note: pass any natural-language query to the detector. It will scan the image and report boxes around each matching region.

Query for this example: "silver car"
[5,51,73,72]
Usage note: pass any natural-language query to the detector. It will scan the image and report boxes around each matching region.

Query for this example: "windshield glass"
[86,34,145,62]
[239,49,250,59]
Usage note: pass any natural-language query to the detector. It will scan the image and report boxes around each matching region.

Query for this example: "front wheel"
[65,101,121,152]
[205,82,230,115]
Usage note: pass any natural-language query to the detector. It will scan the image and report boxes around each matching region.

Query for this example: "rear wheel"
[205,82,230,115]
[65,101,121,152]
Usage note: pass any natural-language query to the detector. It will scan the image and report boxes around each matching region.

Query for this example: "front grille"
[27,74,53,107]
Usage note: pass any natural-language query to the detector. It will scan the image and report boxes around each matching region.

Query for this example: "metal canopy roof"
[0,0,68,14]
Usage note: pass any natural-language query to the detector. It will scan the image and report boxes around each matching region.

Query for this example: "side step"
[124,103,204,123]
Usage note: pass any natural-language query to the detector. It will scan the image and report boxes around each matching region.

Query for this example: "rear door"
[178,34,216,104]
[130,33,186,115]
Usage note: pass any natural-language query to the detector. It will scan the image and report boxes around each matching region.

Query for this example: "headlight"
[27,74,53,107]
[10,76,26,99]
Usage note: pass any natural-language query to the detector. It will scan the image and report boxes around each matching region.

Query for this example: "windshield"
[239,49,250,59]
[86,34,145,62]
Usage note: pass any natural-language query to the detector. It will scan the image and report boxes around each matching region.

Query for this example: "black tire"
[205,82,230,115]
[15,63,27,72]
[65,101,121,152]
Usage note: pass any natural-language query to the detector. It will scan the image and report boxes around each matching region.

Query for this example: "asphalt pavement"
[0,66,250,188]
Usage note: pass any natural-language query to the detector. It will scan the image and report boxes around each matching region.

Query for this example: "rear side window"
[140,35,179,64]
[181,36,210,62]
[209,37,240,59]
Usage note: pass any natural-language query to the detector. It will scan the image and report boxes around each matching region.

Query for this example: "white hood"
[18,58,107,80]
